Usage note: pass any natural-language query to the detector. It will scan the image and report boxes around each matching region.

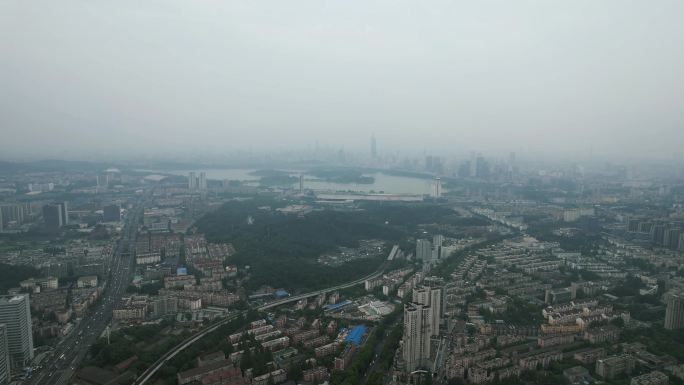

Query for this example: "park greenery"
[195,198,467,291]
[621,326,684,361]
[86,321,186,374]
[307,167,375,184]
[249,169,300,186]
[0,263,40,293]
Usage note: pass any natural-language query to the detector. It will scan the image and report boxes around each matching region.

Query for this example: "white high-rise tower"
[0,295,33,369]
[665,292,684,330]
[416,239,432,260]
[199,172,207,190]
[431,177,442,198]
[0,324,9,385]
[188,172,197,190]
[412,286,442,336]
[402,303,431,372]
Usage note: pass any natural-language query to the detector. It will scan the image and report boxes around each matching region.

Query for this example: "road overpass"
[135,258,392,385]
[257,261,389,311]
[135,312,242,385]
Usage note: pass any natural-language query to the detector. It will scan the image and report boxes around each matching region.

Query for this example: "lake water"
[157,168,439,195]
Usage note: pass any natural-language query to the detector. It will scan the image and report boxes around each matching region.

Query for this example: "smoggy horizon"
[2,1,683,161]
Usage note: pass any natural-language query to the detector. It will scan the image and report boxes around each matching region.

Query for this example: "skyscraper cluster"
[188,172,208,191]
[415,235,447,263]
[0,204,30,229]
[0,203,33,233]
[627,219,684,251]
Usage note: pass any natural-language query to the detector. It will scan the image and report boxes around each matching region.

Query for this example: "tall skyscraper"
[198,172,207,190]
[431,177,442,198]
[371,135,377,159]
[402,303,431,372]
[650,224,666,245]
[412,286,442,336]
[42,204,63,229]
[299,174,304,193]
[0,324,9,385]
[416,239,432,260]
[432,235,444,262]
[664,228,681,250]
[433,235,444,247]
[188,172,197,190]
[60,201,68,226]
[0,295,34,369]
[665,292,684,330]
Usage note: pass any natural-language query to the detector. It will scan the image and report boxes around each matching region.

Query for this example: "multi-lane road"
[28,198,393,385]
[26,200,145,385]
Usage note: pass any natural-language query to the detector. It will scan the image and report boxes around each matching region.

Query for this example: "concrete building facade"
[402,303,432,372]
[0,295,34,369]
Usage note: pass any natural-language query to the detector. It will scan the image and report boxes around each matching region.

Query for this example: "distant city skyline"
[2,1,683,161]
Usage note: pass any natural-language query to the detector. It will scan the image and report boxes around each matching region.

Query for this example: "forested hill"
[194,198,456,291]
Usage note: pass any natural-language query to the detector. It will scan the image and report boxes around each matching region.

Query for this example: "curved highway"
[135,312,243,385]
[135,259,391,385]
[257,261,389,311]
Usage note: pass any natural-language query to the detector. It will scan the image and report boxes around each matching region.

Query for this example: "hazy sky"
[1,1,682,160]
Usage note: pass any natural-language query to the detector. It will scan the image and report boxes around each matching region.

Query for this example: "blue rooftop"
[344,325,365,346]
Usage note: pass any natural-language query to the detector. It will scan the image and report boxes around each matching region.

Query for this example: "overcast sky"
[1,0,682,161]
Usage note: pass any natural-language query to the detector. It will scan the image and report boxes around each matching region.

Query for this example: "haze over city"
[2,0,683,160]
[2,3,684,385]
